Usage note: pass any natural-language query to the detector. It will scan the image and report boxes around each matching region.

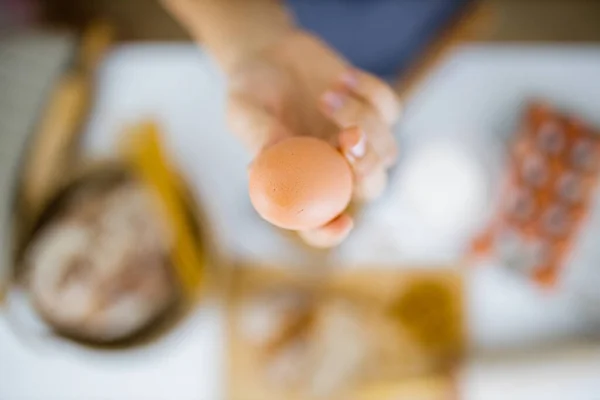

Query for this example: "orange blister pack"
[473,103,600,286]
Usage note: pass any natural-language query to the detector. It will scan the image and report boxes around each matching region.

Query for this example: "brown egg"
[249,137,353,230]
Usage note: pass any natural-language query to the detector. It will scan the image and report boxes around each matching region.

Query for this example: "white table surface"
[2,44,600,400]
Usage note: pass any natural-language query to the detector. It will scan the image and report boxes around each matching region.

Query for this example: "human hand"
[228,31,401,247]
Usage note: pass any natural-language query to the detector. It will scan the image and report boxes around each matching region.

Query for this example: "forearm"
[162,0,295,74]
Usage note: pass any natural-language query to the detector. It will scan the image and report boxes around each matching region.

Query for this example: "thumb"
[227,92,293,155]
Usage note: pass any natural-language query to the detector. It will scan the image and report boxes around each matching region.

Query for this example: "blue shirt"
[286,0,471,80]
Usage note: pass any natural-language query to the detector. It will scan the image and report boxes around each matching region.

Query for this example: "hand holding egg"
[249,137,353,247]
[227,32,401,247]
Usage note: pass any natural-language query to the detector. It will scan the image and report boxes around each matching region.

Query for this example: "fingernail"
[340,70,358,89]
[349,129,366,158]
[321,90,345,113]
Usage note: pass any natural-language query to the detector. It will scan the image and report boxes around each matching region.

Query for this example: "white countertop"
[2,43,600,399]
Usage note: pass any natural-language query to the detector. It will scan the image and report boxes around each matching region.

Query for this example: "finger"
[339,68,402,125]
[227,92,293,155]
[298,213,353,248]
[338,126,380,178]
[368,117,398,168]
[353,167,387,202]
[320,88,398,167]
[338,127,389,201]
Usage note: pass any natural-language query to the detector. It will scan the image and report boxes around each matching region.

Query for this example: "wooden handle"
[20,20,115,218]
[79,20,116,74]
[21,73,90,215]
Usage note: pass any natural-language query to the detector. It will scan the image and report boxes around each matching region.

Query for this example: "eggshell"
[249,137,353,230]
